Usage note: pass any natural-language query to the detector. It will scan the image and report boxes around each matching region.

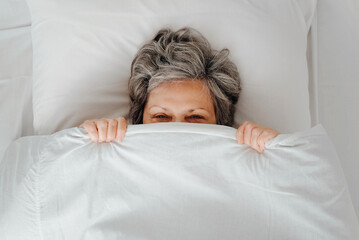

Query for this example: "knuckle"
[97,121,108,128]
[247,122,255,128]
[119,122,127,130]
[245,122,253,129]
[82,122,90,128]
[108,119,117,127]
[263,128,271,134]
[252,128,260,135]
[118,117,127,126]
[85,123,95,129]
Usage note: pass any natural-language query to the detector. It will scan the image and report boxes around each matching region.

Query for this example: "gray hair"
[128,27,241,126]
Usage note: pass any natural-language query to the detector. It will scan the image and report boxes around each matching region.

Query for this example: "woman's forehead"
[146,79,214,110]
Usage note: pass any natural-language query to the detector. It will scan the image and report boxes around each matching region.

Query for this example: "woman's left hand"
[236,121,279,153]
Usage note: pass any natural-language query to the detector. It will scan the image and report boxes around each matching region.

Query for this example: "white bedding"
[315,0,359,215]
[0,25,33,159]
[26,0,314,135]
[1,0,359,230]
[1,123,358,239]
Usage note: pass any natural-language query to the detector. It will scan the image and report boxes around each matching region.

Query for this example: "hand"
[236,121,279,153]
[79,117,127,143]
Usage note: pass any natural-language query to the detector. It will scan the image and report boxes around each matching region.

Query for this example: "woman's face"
[143,80,216,124]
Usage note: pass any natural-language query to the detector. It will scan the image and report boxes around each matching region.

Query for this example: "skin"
[79,79,279,153]
[142,80,216,125]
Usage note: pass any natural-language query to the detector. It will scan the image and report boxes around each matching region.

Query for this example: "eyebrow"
[149,106,208,113]
[149,105,168,111]
[188,108,207,112]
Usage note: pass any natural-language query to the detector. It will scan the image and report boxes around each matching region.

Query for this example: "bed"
[0,0,358,239]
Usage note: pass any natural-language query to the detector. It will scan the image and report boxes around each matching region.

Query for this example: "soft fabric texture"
[1,123,358,239]
[315,0,359,216]
[0,0,31,29]
[0,25,33,159]
[26,0,316,135]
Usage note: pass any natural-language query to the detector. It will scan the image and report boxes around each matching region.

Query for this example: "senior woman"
[80,27,278,153]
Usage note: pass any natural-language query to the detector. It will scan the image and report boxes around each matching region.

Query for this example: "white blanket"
[0,123,358,239]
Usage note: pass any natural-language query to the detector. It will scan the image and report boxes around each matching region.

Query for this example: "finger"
[96,119,108,142]
[82,121,99,142]
[243,122,255,146]
[236,121,249,144]
[256,130,265,153]
[251,127,264,153]
[258,133,271,152]
[106,119,118,142]
[258,129,279,152]
[116,116,127,142]
[79,120,89,129]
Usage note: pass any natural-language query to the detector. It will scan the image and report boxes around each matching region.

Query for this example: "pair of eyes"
[153,114,205,120]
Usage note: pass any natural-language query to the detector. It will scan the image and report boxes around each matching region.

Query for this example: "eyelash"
[154,115,204,119]
[155,115,168,119]
[190,115,204,119]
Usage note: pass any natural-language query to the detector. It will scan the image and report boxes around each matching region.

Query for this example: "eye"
[190,115,204,119]
[155,114,168,119]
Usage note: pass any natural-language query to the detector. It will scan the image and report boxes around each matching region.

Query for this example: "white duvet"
[0,123,358,239]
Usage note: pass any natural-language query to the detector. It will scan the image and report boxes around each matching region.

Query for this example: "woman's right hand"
[79,117,127,143]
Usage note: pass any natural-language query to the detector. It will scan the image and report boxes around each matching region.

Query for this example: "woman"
[80,27,278,153]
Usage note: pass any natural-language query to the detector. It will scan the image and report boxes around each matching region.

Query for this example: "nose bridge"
[171,114,186,123]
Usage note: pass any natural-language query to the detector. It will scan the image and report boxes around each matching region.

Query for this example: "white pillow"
[26,0,316,135]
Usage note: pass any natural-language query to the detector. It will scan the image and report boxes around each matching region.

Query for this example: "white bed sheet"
[1,123,358,239]
[308,0,359,217]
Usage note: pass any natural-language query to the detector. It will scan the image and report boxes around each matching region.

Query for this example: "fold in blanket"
[0,123,358,240]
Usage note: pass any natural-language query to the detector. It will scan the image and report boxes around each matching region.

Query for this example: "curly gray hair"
[128,27,241,126]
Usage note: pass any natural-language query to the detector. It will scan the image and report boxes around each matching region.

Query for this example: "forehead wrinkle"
[146,79,214,114]
[149,105,168,111]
